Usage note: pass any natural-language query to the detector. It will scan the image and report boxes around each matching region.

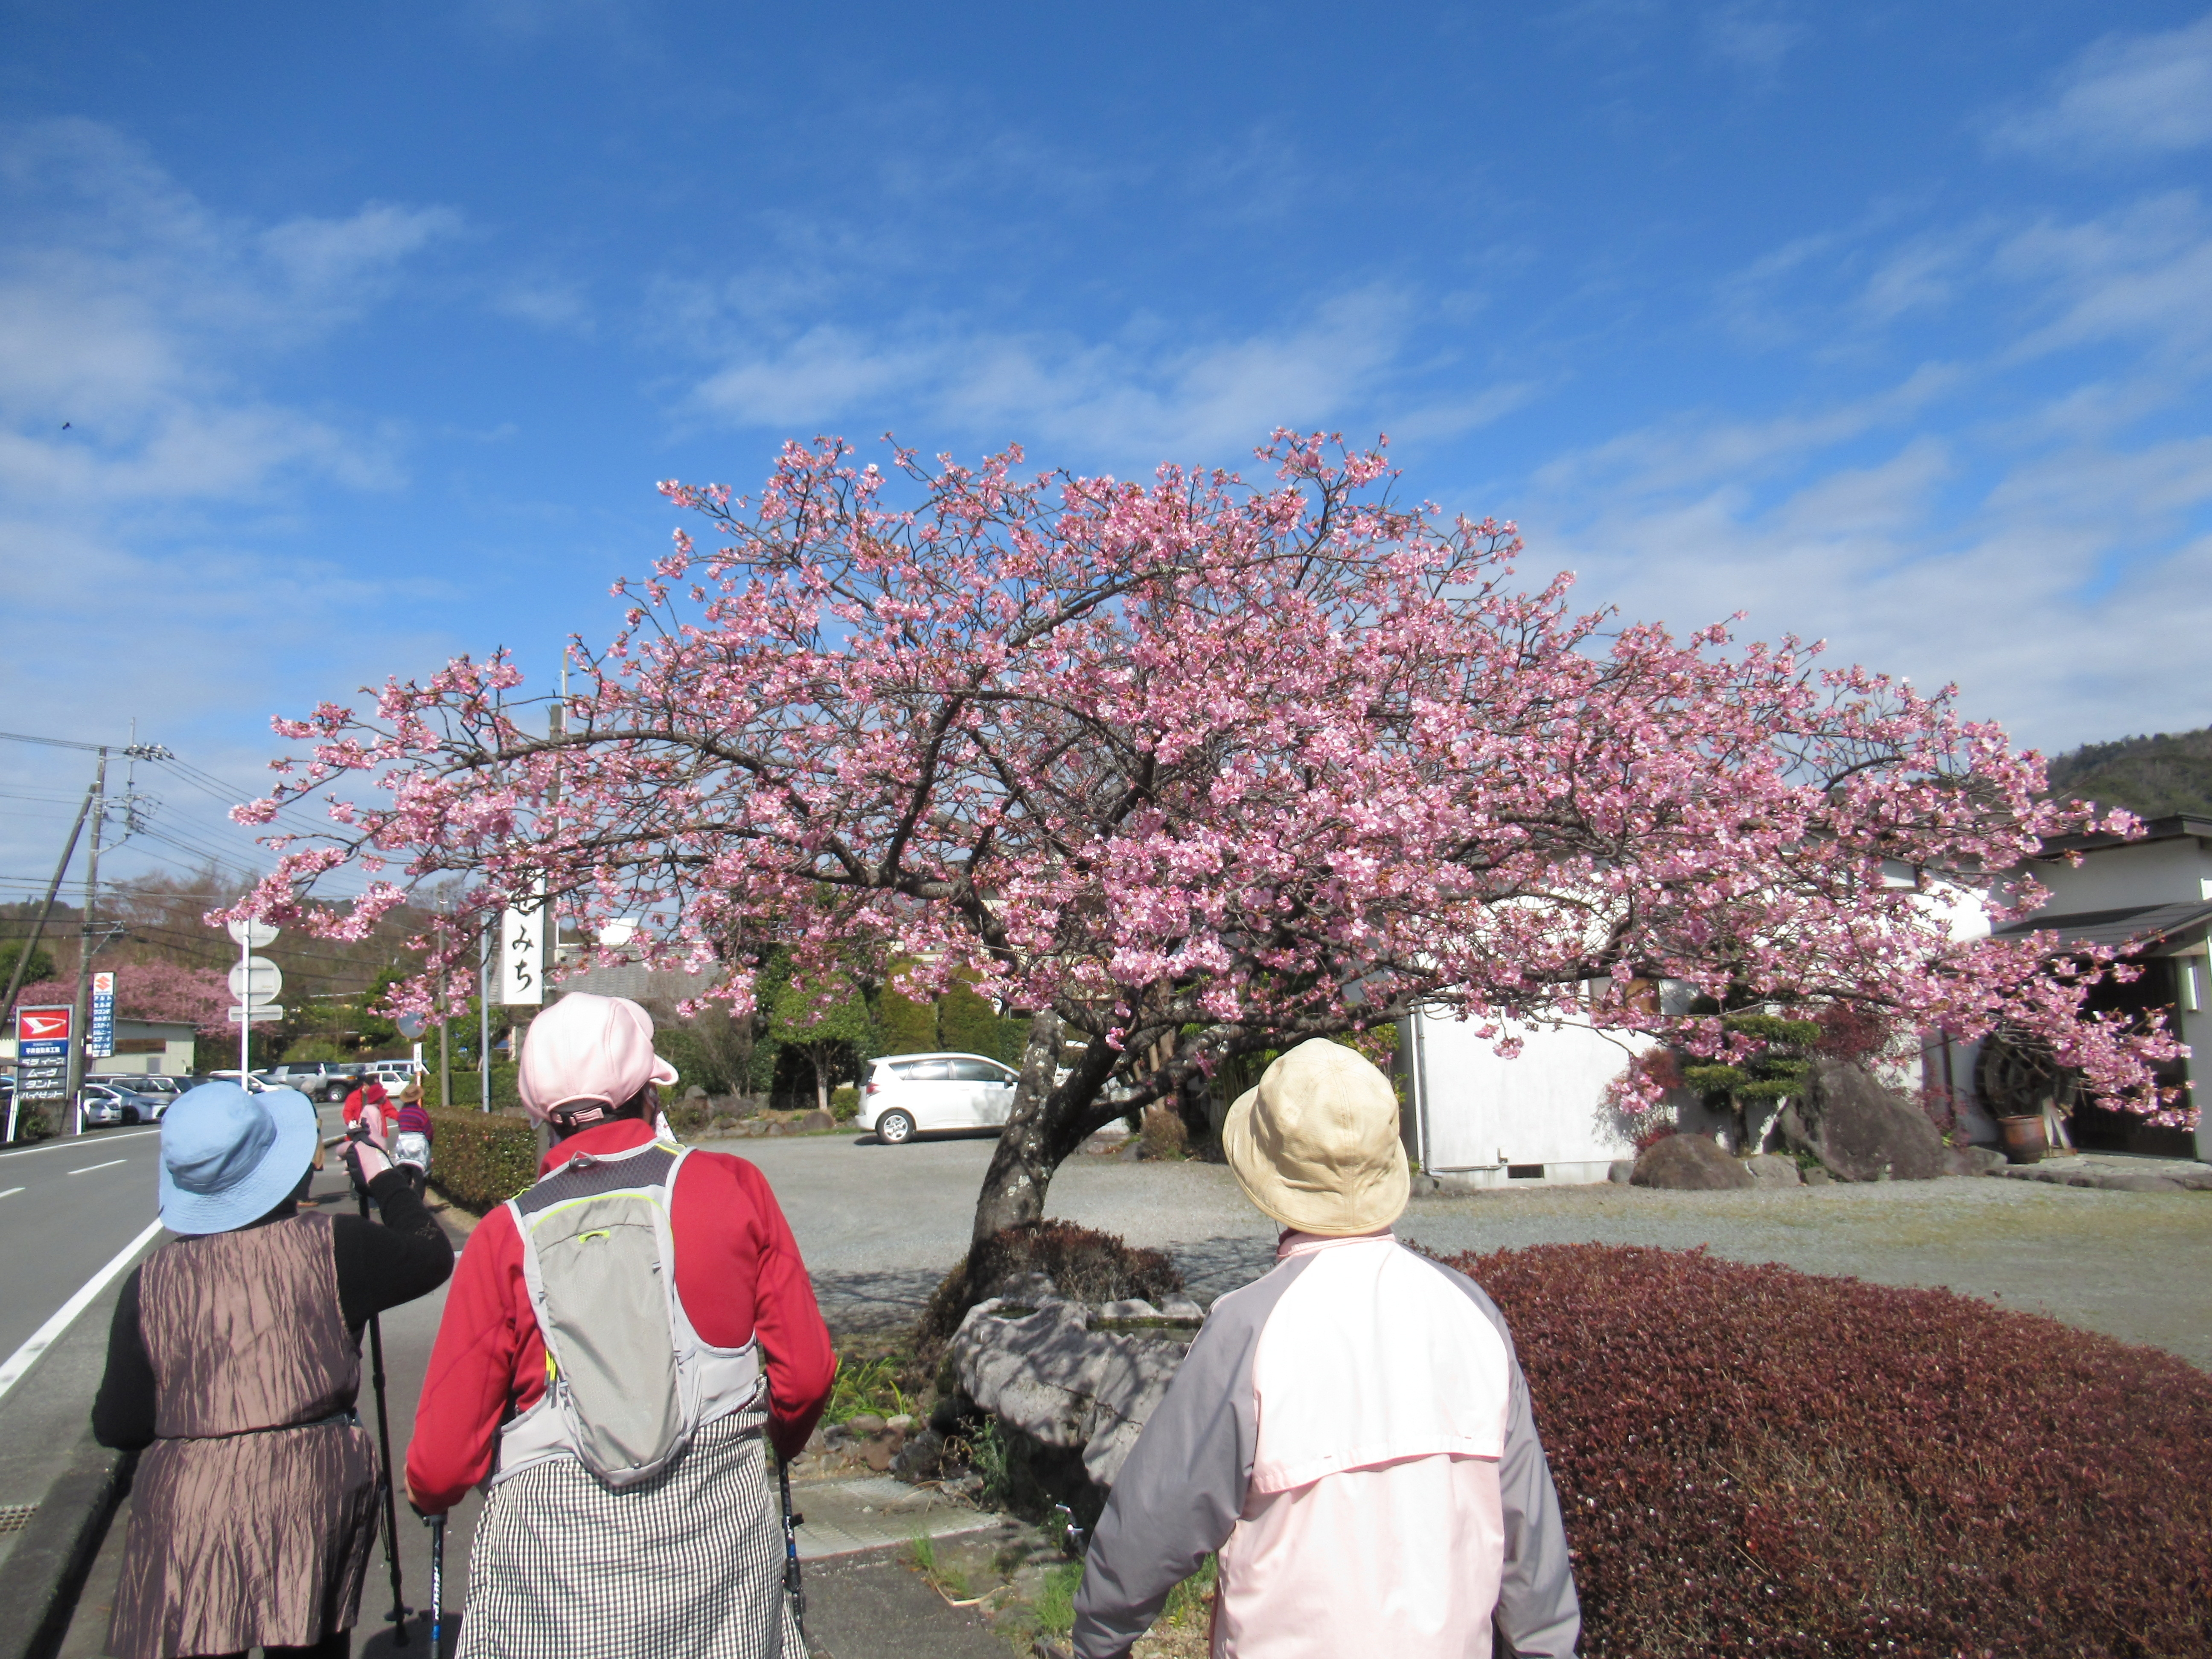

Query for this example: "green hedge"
[425,1111,540,1214]
[428,1065,520,1110]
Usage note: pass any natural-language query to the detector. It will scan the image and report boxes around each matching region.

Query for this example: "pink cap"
[517,993,680,1125]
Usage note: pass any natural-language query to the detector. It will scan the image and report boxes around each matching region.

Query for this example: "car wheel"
[122,1107,140,1125]
[876,1109,917,1145]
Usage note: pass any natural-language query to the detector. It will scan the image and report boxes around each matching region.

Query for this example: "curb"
[0,1436,134,1659]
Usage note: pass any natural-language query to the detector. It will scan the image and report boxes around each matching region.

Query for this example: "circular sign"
[394,1013,428,1040]
[227,956,284,1000]
[226,917,280,948]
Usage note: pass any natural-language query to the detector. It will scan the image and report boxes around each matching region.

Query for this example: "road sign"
[226,1005,286,1024]
[394,1012,428,1040]
[499,896,547,1007]
[14,1005,73,1101]
[227,956,284,1001]
[226,917,280,949]
[89,972,115,1059]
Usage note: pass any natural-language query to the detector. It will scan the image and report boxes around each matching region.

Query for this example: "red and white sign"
[17,1007,70,1042]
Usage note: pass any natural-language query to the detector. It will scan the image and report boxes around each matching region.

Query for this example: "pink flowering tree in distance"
[227,432,2182,1241]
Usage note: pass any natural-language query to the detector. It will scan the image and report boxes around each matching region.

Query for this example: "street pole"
[1,777,94,1023]
[238,923,252,1080]
[64,748,110,1135]
[437,911,452,1112]
[479,922,492,1114]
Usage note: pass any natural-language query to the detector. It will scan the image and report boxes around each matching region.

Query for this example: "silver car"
[856,1052,1019,1144]
[79,1081,166,1126]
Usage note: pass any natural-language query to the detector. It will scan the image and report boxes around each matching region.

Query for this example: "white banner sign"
[499,899,547,1006]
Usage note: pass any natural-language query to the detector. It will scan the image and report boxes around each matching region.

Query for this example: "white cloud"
[1992,13,2212,159]
[682,285,1523,468]
[1701,2,1805,77]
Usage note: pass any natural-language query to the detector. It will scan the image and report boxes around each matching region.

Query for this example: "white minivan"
[857,1052,1019,1144]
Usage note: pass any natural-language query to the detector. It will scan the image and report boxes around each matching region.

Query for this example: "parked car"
[91,1072,186,1113]
[366,1058,423,1086]
[260,1061,367,1103]
[199,1069,274,1093]
[856,1052,1019,1144]
[79,1080,166,1126]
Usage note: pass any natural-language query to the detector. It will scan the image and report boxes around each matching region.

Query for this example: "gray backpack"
[491,1138,763,1490]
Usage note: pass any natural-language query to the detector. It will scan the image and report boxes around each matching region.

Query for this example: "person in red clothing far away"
[404,993,835,1658]
[341,1075,389,1136]
[387,1080,434,1198]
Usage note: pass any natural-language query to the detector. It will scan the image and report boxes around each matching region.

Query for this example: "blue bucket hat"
[158,1083,319,1235]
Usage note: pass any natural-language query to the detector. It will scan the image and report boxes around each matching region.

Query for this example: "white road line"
[67,1159,127,1176]
[0,1187,21,1199]
[0,1129,161,1162]
[0,1218,165,1408]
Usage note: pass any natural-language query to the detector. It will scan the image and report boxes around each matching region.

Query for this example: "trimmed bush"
[1439,1243,2212,1658]
[916,1220,1185,1361]
[428,1065,519,1110]
[424,1110,540,1213]
[830,1084,859,1122]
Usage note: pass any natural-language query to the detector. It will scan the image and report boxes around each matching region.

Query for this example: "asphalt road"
[0,1123,169,1565]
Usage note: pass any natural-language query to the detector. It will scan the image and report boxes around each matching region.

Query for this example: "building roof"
[2033,813,2212,857]
[1990,899,2212,954]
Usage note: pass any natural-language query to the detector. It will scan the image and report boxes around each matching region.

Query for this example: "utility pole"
[479,922,492,1115]
[63,747,110,1132]
[1,778,94,1022]
[437,908,452,1112]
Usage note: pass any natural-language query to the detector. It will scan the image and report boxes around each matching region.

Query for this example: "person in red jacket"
[405,993,834,1657]
[340,1075,388,1135]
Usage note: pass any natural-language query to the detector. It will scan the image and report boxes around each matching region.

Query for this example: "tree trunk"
[815,1067,829,1115]
[969,1008,1127,1248]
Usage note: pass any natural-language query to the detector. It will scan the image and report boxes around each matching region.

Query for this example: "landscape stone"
[1744,1153,1802,1187]
[1802,1166,1831,1186]
[2096,1173,2186,1193]
[1782,1061,1948,1182]
[1607,1158,1635,1184]
[1631,1134,1755,1191]
[800,1108,836,1132]
[1094,1298,1160,1321]
[1950,1145,2008,1177]
[951,1286,1191,1487]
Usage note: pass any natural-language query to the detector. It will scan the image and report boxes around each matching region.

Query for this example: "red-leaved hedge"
[1441,1244,2212,1658]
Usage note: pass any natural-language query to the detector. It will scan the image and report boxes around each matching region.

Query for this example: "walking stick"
[779,1457,807,1640]
[357,1177,412,1646]
[425,1512,446,1656]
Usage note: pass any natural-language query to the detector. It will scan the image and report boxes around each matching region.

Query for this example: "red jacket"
[342,1081,388,1127]
[405,1119,836,1511]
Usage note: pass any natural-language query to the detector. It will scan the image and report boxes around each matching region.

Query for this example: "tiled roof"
[1990,899,2212,953]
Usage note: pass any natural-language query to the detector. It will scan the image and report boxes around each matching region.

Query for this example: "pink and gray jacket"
[1071,1231,1580,1659]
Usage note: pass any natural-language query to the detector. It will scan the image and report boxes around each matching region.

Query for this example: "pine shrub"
[1441,1243,2212,1658]
[916,1220,1185,1361]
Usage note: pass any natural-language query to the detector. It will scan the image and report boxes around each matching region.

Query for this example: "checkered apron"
[458,1406,800,1658]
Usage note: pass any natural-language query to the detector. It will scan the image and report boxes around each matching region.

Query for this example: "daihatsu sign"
[15,1005,73,1102]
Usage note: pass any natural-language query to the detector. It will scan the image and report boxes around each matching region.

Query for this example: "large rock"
[1950,1145,2008,1178]
[1779,1061,1948,1183]
[1631,1134,1755,1190]
[949,1273,1196,1486]
[1744,1153,1802,1188]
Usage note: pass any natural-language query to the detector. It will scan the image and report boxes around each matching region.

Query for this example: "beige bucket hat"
[1222,1038,1409,1236]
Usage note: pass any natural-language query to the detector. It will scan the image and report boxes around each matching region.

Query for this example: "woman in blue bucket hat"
[91,1081,454,1658]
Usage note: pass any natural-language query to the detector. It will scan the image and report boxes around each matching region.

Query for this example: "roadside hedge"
[1445,1243,2212,1658]
[425,1110,540,1213]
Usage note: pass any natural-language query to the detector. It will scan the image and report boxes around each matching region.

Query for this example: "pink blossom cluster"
[226,432,2186,1125]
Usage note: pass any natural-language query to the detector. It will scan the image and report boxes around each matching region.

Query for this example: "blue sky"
[2,1,2209,894]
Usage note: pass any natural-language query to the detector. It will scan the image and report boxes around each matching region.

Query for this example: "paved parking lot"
[725,1129,2212,1369]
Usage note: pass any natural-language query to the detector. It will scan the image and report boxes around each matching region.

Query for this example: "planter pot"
[1997,1114,2049,1165]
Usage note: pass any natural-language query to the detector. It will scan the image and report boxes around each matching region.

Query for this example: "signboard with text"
[15,1005,73,1101]
[88,972,115,1059]
[499,900,547,1006]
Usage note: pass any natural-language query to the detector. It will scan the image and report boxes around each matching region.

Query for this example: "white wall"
[1404,1004,1642,1185]
[2030,838,2212,911]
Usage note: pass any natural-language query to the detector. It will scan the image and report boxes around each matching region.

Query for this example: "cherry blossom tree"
[18,961,231,1036]
[228,433,2183,1242]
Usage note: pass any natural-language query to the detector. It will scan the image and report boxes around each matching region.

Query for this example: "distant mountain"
[2044,725,2212,821]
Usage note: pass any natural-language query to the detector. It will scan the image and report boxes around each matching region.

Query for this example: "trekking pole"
[357,1179,412,1645]
[425,1511,446,1656]
[779,1457,807,1639]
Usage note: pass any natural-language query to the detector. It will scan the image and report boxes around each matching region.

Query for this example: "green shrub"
[428,1065,519,1110]
[425,1111,540,1213]
[830,1084,859,1122]
[874,984,937,1055]
[280,1036,350,1065]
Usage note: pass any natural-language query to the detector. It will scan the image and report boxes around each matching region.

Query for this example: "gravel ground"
[717,1129,2212,1370]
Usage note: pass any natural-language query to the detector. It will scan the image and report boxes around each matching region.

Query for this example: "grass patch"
[824,1352,912,1424]
[1034,1561,1084,1636]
